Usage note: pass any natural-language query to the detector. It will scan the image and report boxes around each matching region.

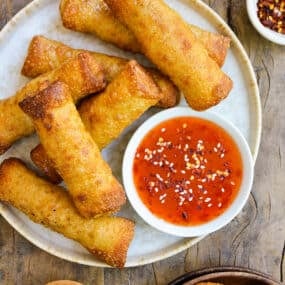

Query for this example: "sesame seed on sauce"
[133,117,243,226]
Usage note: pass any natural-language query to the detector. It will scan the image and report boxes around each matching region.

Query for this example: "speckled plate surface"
[0,0,261,267]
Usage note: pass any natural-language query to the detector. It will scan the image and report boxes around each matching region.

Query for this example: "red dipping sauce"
[133,117,243,226]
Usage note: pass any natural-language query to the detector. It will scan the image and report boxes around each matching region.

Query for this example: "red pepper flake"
[257,0,285,34]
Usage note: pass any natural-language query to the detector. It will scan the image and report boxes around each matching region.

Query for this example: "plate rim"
[0,0,262,267]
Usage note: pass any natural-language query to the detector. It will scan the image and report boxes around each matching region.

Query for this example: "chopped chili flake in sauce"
[133,117,243,226]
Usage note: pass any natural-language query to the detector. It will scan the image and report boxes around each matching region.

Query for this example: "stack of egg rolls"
[31,60,163,184]
[21,36,179,109]
[59,0,230,67]
[19,81,126,218]
[0,52,106,154]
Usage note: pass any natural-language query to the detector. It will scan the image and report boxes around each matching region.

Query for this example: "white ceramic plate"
[0,0,261,267]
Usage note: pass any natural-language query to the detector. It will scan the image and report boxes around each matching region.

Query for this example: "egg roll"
[21,35,179,108]
[105,0,233,111]
[31,60,162,183]
[19,82,125,218]
[59,0,230,66]
[0,158,134,268]
[0,52,105,154]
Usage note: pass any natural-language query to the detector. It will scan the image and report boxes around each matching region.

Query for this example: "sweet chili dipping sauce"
[133,117,243,226]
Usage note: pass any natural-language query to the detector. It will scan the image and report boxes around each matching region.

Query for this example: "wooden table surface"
[0,0,284,284]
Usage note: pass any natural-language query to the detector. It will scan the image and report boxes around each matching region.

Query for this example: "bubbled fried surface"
[79,60,162,150]
[0,158,134,268]
[20,82,126,218]
[105,0,232,111]
[21,35,179,108]
[0,52,106,154]
[59,0,230,66]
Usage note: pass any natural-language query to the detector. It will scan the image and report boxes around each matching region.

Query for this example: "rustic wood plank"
[0,0,12,29]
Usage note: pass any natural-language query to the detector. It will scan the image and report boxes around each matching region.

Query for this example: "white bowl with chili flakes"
[247,0,285,45]
[122,107,254,237]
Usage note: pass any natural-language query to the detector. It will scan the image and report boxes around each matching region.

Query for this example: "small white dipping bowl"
[246,0,285,45]
[122,107,254,237]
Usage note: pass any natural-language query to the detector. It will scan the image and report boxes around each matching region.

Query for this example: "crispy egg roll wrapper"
[31,61,162,183]
[0,52,106,154]
[105,0,233,111]
[20,82,126,218]
[30,144,62,184]
[21,35,179,108]
[59,0,230,66]
[0,158,134,268]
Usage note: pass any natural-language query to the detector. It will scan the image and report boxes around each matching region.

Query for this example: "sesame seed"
[154,187,159,193]
[208,203,213,207]
[181,170,186,174]
[218,202,222,208]
[214,147,218,152]
[198,185,203,189]
[217,142,221,148]
[231,181,235,185]
[149,181,155,187]
[189,189,193,194]
[158,137,164,142]
[136,153,140,158]
[203,190,208,195]
[220,153,225,158]
[204,197,211,203]
[161,200,165,204]
[221,187,225,193]
[190,175,194,180]
[183,123,187,128]
[161,128,166,132]
[201,178,207,183]
[188,196,193,202]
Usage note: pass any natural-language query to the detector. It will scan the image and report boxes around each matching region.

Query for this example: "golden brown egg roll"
[59,0,230,66]
[31,60,162,184]
[21,35,179,108]
[0,52,106,155]
[19,82,125,218]
[0,158,134,268]
[105,0,233,111]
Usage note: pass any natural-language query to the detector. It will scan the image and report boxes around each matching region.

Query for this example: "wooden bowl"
[168,267,280,285]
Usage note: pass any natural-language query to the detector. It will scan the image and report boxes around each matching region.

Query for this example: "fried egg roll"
[20,82,125,218]
[0,158,134,268]
[105,0,233,111]
[59,0,230,66]
[21,35,179,108]
[0,52,105,154]
[31,60,162,184]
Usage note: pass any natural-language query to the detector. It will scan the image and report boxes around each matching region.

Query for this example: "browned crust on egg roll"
[59,0,230,66]
[21,35,179,108]
[105,0,233,111]
[30,144,62,184]
[19,82,126,218]
[0,158,134,268]
[31,60,162,184]
[0,52,106,154]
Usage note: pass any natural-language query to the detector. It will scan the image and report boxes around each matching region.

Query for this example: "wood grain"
[0,0,285,284]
